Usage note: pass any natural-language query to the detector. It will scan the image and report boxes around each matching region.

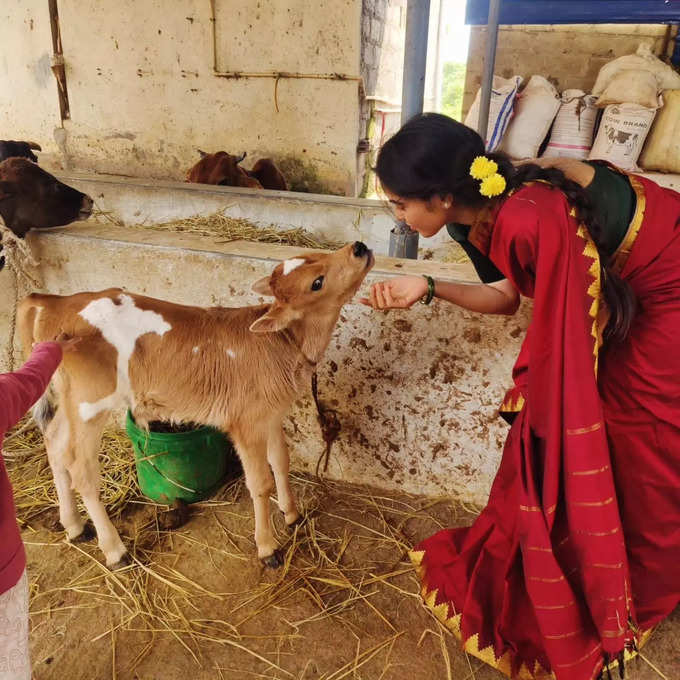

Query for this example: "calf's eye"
[311,276,324,292]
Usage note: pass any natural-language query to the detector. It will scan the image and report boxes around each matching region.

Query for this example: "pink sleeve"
[0,342,63,434]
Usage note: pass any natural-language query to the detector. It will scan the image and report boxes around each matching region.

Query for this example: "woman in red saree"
[363,114,680,679]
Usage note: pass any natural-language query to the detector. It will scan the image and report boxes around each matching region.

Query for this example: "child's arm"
[0,342,63,434]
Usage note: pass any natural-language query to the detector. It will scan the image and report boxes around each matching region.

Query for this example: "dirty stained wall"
[0,0,362,194]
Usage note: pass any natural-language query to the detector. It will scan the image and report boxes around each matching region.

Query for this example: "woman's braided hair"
[375,113,635,343]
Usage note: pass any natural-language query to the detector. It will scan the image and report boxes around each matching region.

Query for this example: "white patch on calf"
[282,258,305,276]
[192,346,200,354]
[77,294,171,421]
[226,348,236,358]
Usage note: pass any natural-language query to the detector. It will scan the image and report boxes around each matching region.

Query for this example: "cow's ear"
[197,149,209,158]
[0,181,14,201]
[251,276,274,296]
[249,304,299,333]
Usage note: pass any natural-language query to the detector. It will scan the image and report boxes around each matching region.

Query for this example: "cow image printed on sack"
[589,102,659,171]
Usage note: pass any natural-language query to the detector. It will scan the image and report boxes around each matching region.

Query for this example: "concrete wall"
[463,24,671,116]
[0,0,362,195]
[1,224,529,505]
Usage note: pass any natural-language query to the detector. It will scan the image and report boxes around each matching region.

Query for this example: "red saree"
[411,176,680,679]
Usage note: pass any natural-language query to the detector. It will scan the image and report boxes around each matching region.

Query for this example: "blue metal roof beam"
[466,1,680,26]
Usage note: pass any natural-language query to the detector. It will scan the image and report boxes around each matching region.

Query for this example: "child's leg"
[0,570,31,680]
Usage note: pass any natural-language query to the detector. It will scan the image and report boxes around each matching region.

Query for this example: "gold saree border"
[610,174,646,277]
[409,550,651,680]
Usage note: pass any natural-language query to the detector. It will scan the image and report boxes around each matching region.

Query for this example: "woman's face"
[382,187,449,238]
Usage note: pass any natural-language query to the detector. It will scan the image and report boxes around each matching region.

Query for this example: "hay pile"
[94,210,344,251]
[3,418,482,679]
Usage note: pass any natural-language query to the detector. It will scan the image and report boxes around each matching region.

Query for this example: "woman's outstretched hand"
[359,275,428,310]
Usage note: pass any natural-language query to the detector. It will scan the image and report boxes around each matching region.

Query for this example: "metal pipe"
[401,0,431,124]
[392,0,431,259]
[477,0,501,144]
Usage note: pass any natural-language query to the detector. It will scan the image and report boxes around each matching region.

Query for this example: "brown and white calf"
[18,242,373,568]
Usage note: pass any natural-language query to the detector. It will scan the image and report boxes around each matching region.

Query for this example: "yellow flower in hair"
[470,156,498,180]
[480,173,507,198]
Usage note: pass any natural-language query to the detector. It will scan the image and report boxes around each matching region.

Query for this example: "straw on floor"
[4,417,481,679]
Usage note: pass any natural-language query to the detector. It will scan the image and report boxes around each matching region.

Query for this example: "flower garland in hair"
[469,156,506,198]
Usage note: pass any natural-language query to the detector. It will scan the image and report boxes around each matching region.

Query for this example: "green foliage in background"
[441,62,466,121]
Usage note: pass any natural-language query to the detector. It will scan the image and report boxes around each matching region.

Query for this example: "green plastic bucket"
[126,410,240,504]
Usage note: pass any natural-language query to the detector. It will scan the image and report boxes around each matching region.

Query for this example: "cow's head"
[186,150,261,188]
[0,158,93,237]
[0,140,42,164]
[249,242,374,333]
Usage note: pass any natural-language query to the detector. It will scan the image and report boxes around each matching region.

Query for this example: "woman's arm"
[360,275,520,315]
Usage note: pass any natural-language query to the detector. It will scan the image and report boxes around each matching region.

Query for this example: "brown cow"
[18,242,373,568]
[248,158,288,191]
[186,150,262,188]
[0,158,93,269]
[186,150,287,190]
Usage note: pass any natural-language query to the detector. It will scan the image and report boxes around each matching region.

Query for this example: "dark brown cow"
[0,140,42,164]
[249,158,288,191]
[0,158,93,269]
[186,151,262,188]
[186,150,287,190]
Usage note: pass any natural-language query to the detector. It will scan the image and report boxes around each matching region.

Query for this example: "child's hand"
[54,333,82,353]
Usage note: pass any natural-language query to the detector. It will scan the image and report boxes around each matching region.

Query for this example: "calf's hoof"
[285,514,305,531]
[261,549,284,569]
[108,552,133,571]
[70,521,96,543]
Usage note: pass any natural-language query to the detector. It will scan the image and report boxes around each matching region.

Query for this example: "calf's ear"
[251,276,274,296]
[249,303,300,333]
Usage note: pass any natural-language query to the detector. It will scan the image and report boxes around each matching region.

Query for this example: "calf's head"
[0,158,93,237]
[250,241,374,333]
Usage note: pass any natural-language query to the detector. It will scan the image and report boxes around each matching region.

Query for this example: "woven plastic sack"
[464,75,523,152]
[589,102,658,171]
[639,90,680,173]
[499,76,561,159]
[543,90,598,159]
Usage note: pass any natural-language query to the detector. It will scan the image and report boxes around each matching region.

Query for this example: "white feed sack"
[592,43,680,95]
[596,69,659,109]
[589,102,658,172]
[499,76,561,160]
[639,90,680,174]
[464,75,523,152]
[543,90,598,159]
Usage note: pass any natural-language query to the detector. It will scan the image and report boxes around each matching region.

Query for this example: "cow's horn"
[235,152,247,163]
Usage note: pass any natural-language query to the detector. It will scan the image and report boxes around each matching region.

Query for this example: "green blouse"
[448,162,635,283]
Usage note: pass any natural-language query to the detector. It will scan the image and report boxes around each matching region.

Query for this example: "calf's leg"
[231,426,281,567]
[68,415,128,568]
[267,421,300,527]
[44,408,89,540]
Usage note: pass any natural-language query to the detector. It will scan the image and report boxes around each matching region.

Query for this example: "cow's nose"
[81,194,93,214]
[353,241,368,257]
